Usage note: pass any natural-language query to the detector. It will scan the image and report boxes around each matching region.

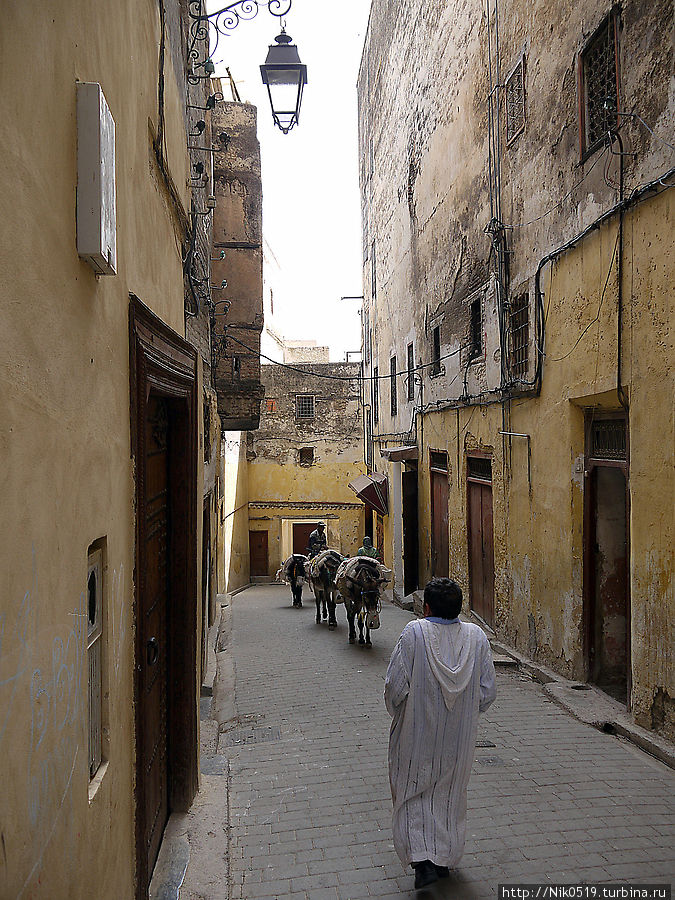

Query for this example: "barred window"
[431,325,441,375]
[390,355,397,417]
[298,447,314,466]
[470,297,483,360]
[581,14,619,153]
[510,294,529,379]
[505,58,525,143]
[295,395,315,420]
[407,343,415,400]
[373,366,379,424]
[590,418,626,460]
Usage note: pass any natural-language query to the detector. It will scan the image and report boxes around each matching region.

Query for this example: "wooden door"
[402,468,419,595]
[468,479,495,625]
[293,522,317,556]
[431,470,449,578]
[141,394,170,877]
[249,530,269,575]
[201,498,211,675]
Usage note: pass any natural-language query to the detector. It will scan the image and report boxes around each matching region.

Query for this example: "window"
[373,366,379,424]
[232,356,241,380]
[203,401,211,462]
[510,294,529,379]
[505,57,525,143]
[431,325,441,375]
[590,418,626,460]
[295,395,315,420]
[580,14,619,155]
[430,450,448,473]
[390,355,397,417]
[87,547,103,779]
[467,456,492,481]
[363,306,370,365]
[298,447,314,466]
[407,342,415,400]
[469,297,483,359]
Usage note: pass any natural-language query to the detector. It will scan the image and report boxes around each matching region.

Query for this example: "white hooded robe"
[384,618,496,868]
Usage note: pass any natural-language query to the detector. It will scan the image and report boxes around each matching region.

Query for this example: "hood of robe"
[419,620,477,710]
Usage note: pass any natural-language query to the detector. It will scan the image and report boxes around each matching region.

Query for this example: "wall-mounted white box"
[77,82,117,275]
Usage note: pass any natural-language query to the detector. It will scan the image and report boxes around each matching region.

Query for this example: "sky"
[207,0,372,361]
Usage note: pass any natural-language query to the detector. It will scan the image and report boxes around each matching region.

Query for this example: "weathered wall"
[219,433,251,593]
[359,0,674,735]
[0,0,206,894]
[246,363,366,575]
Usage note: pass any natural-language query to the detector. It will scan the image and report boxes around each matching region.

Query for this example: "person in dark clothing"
[307,523,327,558]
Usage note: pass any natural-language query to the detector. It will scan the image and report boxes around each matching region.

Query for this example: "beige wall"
[0,1,206,895]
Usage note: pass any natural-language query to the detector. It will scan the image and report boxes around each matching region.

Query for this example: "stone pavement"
[172,585,674,900]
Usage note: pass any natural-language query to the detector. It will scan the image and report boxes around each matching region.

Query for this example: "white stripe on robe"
[384,619,496,868]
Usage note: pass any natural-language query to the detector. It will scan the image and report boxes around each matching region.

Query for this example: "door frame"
[130,295,199,898]
[582,411,630,702]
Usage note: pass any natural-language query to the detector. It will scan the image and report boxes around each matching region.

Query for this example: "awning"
[348,472,388,516]
[379,445,418,462]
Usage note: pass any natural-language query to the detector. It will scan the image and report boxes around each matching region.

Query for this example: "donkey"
[306,549,344,628]
[335,556,391,647]
[279,554,309,608]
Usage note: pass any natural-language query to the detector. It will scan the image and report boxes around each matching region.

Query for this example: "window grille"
[390,356,397,417]
[582,15,618,152]
[510,294,529,379]
[590,418,626,460]
[87,548,103,779]
[296,395,315,420]
[373,367,379,424]
[467,456,492,481]
[431,326,441,375]
[298,447,314,466]
[430,450,448,473]
[407,343,415,400]
[470,297,482,359]
[505,58,525,143]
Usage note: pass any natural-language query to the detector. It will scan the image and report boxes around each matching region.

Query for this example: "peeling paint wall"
[359,0,674,736]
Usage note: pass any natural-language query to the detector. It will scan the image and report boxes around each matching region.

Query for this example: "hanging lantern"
[260,29,307,134]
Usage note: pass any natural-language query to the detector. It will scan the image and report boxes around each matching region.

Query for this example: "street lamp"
[260,29,307,134]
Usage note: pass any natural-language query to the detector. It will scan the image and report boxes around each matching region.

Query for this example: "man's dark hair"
[423,578,463,619]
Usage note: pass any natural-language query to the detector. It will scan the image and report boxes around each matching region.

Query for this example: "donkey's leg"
[365,623,372,648]
[346,602,356,644]
[327,592,337,629]
[315,590,321,624]
[357,609,365,645]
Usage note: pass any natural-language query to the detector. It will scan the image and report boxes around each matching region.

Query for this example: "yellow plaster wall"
[0,1,203,894]
[220,433,251,593]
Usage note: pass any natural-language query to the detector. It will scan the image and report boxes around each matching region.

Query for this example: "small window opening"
[430,450,448,473]
[470,297,483,359]
[232,356,241,380]
[590,418,626,460]
[431,326,441,375]
[298,447,314,466]
[373,366,379,424]
[581,15,618,154]
[467,456,492,481]
[505,58,525,143]
[407,343,415,400]
[87,547,104,779]
[510,294,529,379]
[296,395,315,420]
[390,355,397,417]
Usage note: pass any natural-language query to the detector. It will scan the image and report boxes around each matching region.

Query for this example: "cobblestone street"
[177,586,674,900]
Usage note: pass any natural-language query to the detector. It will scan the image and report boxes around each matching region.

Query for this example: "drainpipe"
[612,129,629,411]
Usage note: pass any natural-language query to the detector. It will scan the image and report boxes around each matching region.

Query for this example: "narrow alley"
[166,587,675,900]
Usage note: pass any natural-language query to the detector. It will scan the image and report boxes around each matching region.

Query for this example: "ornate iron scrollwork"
[187,0,292,84]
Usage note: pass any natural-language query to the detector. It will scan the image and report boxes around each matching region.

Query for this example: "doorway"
[201,497,212,676]
[584,415,629,704]
[249,530,269,575]
[430,451,449,578]
[402,464,419,595]
[467,455,494,626]
[293,522,318,556]
[130,297,198,898]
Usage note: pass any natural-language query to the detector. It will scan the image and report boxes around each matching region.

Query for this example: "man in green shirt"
[357,535,380,559]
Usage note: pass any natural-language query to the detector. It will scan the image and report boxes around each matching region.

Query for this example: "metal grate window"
[407,343,415,400]
[298,447,314,466]
[390,356,397,417]
[296,395,315,420]
[470,297,483,359]
[373,366,379,424]
[505,58,525,143]
[431,325,441,375]
[510,294,529,379]
[430,450,448,473]
[591,419,626,459]
[467,456,492,481]
[582,15,618,152]
[87,548,103,779]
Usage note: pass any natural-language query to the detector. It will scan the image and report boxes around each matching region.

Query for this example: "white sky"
[207,0,372,361]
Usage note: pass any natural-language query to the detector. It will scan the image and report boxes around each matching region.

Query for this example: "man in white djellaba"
[384,577,497,889]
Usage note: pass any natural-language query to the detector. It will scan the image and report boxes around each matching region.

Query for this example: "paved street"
[178,585,674,900]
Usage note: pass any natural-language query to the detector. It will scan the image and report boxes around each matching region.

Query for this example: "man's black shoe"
[414,861,439,889]
[434,865,449,878]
